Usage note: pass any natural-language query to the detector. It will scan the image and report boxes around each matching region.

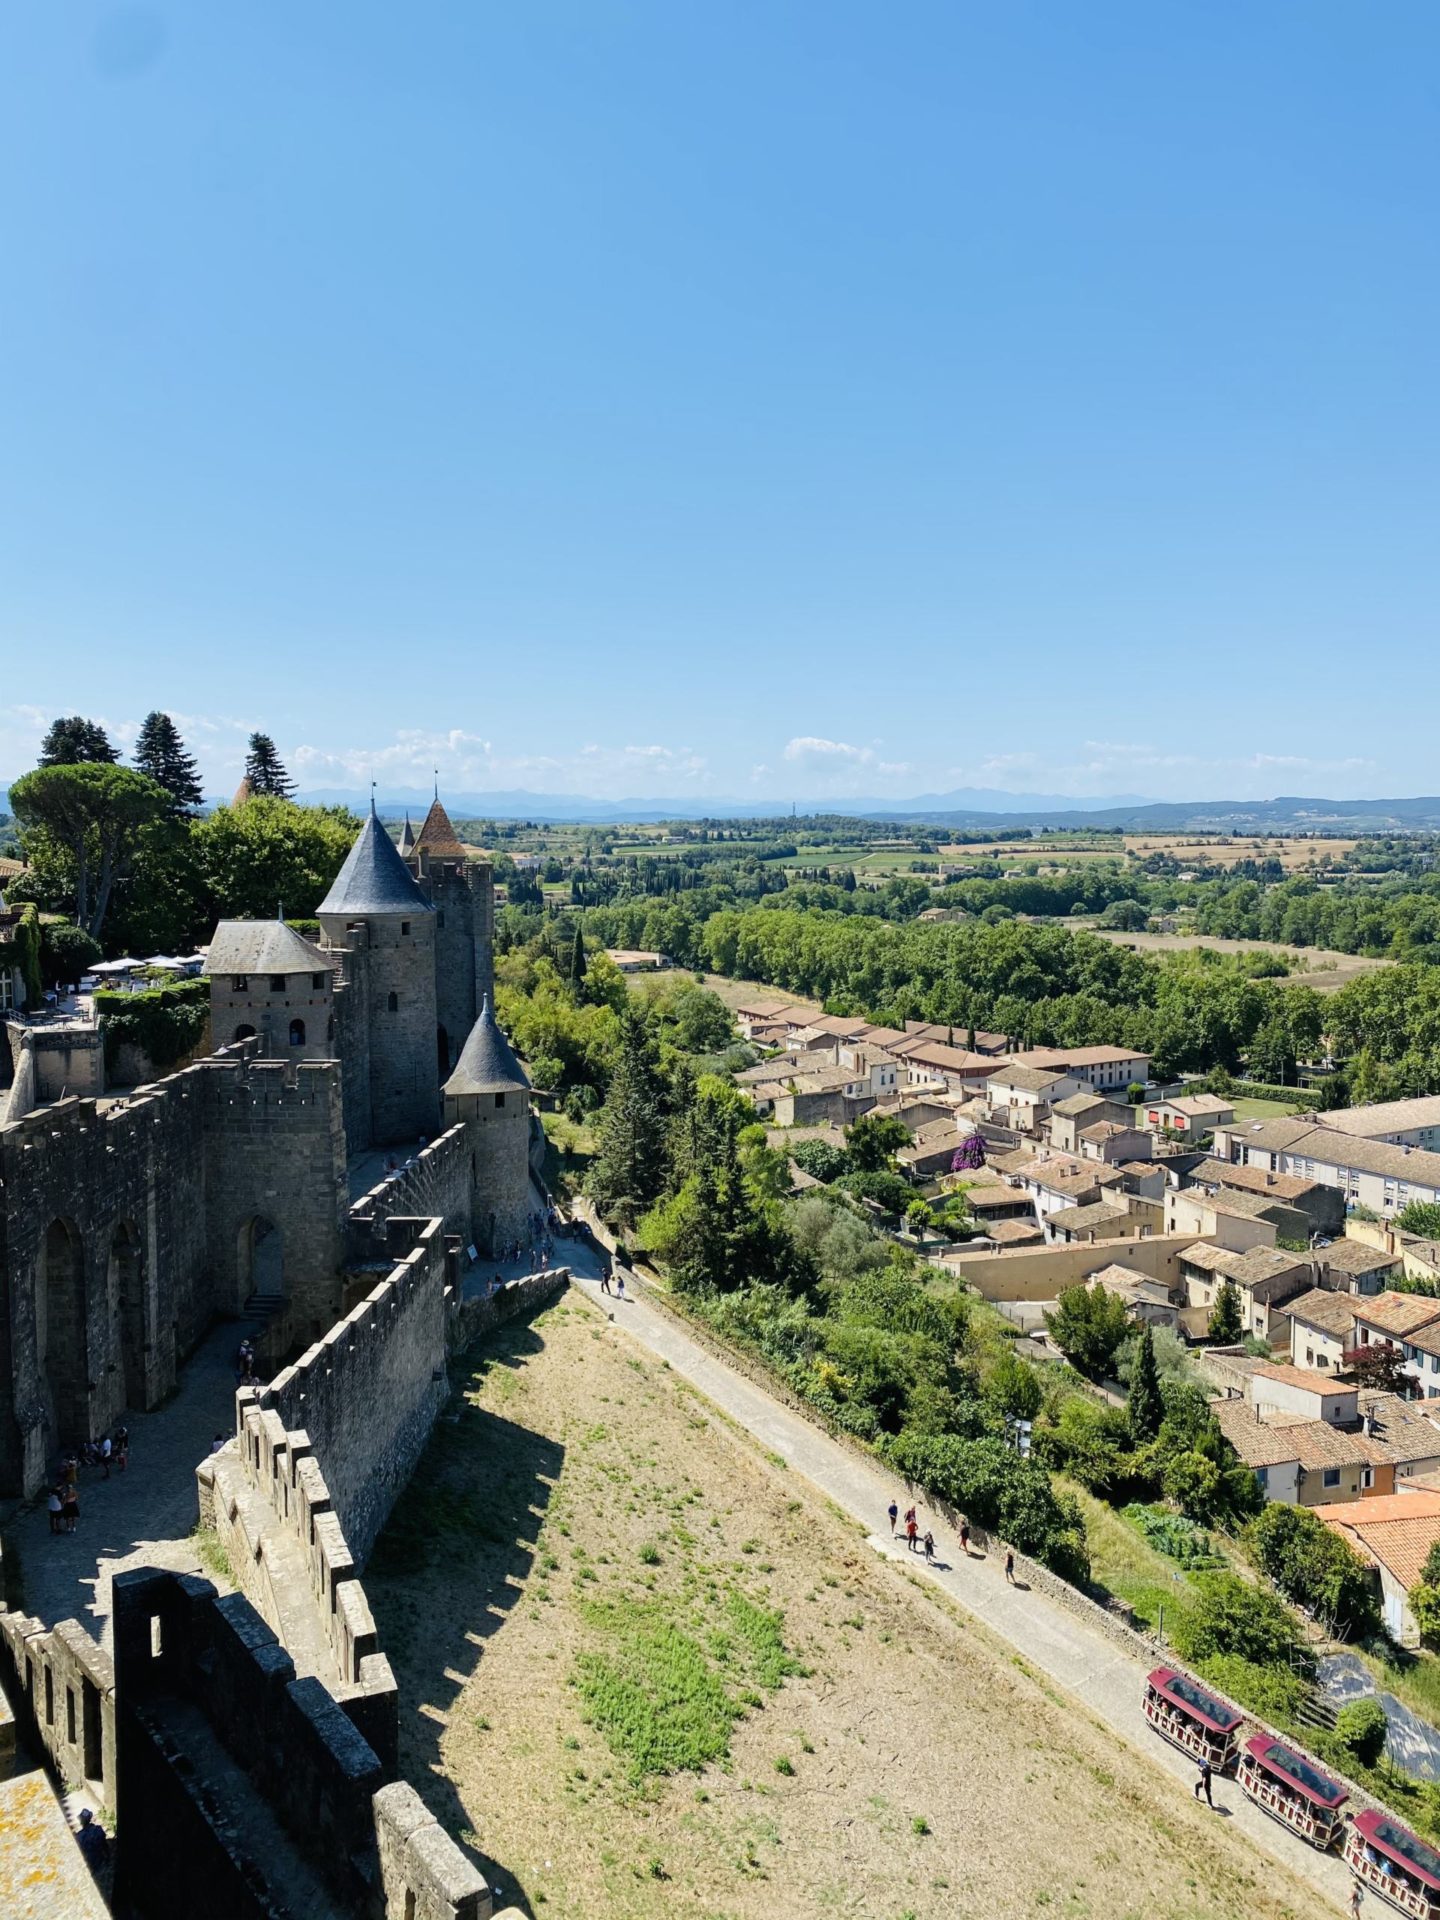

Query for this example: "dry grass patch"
[368,1295,1330,1919]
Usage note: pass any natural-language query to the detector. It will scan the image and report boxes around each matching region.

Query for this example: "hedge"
[0,900,43,1010]
[96,979,210,1072]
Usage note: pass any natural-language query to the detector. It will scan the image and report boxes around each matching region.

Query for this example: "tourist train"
[1144,1668,1440,1913]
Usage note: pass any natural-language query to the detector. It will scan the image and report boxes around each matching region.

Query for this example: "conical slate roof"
[317,807,433,917]
[397,812,417,854]
[414,797,467,860]
[444,997,530,1095]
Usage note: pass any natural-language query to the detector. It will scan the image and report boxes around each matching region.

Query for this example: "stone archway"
[109,1219,147,1411]
[237,1216,284,1305]
[40,1218,89,1445]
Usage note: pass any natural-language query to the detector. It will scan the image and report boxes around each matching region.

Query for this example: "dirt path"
[368,1287,1340,1918]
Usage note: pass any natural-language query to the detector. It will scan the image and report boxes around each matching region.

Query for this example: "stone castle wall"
[0,1049,350,1498]
[252,1216,450,1567]
[347,1124,472,1260]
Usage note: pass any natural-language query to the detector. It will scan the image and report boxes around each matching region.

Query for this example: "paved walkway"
[6,1317,258,1647]
[555,1233,1354,1915]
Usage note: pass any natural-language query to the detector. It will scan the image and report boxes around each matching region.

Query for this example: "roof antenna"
[434,765,439,801]
[370,776,377,816]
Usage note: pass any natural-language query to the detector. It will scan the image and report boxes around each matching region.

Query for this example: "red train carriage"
[1237,1734,1347,1850]
[1143,1668,1243,1772]
[1346,1810,1440,1917]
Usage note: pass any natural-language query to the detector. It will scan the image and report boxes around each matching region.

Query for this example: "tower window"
[437,911,445,928]
[269,975,286,992]
[400,921,410,936]
[312,972,326,989]
[233,975,249,991]
[388,991,399,1012]
[289,1019,306,1046]
[495,1092,506,1109]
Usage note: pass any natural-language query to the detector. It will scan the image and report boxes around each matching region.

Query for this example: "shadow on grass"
[366,1310,564,1919]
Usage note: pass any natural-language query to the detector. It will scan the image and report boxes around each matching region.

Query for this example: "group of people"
[886,1500,1017,1584]
[47,1426,130,1535]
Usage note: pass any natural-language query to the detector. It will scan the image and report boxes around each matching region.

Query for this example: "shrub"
[1170,1571,1310,1674]
[790,1137,850,1183]
[96,978,210,1071]
[883,1430,1090,1584]
[1194,1653,1310,1725]
[1335,1698,1389,1768]
[1248,1503,1380,1639]
[1043,1284,1131,1380]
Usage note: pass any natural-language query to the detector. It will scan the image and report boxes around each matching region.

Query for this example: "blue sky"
[3,3,1438,804]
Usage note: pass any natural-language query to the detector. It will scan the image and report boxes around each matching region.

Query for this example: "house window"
[1317,1354,1328,1369]
[289,1019,306,1046]
[233,974,249,991]
[1322,1467,1341,1489]
[312,972,326,989]
[0,973,12,1012]
[1255,1468,1268,1490]
[387,992,399,1012]
[1361,1468,1374,1490]
[269,975,286,992]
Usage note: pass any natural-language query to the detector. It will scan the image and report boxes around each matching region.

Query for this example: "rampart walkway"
[557,1233,1353,1916]
[5,1316,259,1647]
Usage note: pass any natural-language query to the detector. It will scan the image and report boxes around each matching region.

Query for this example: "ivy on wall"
[96,978,210,1071]
[0,901,44,1009]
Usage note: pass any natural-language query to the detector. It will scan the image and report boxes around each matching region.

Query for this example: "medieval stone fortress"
[0,799,543,1919]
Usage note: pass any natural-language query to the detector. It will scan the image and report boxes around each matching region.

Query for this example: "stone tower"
[406,795,494,1077]
[204,918,336,1061]
[442,998,532,1256]
[317,805,439,1146]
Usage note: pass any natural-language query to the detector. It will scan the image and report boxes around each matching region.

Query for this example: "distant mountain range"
[7,780,1440,834]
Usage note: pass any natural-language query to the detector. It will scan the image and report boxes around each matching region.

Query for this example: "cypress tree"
[570,923,588,1000]
[243,732,295,798]
[1127,1323,1164,1441]
[1208,1278,1244,1345]
[38,716,118,765]
[134,710,204,812]
[589,1008,668,1225]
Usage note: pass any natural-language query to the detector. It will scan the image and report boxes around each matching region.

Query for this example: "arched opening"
[234,1024,256,1043]
[237,1216,284,1306]
[39,1219,89,1445]
[108,1219,146,1410]
[289,1018,306,1047]
[387,991,399,1013]
[437,1023,450,1075]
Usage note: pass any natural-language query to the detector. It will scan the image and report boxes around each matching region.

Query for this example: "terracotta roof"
[413,797,468,860]
[1050,1201,1130,1233]
[1186,1158,1319,1203]
[1211,1400,1308,1468]
[1354,1293,1440,1339]
[1052,1092,1118,1118]
[1319,1240,1401,1276]
[993,1065,1074,1094]
[1180,1244,1309,1291]
[1253,1363,1355,1397]
[1318,1492,1440,1590]
[986,1219,1046,1244]
[1356,1392,1440,1465]
[1283,1288,1360,1340]
[1318,1098,1440,1139]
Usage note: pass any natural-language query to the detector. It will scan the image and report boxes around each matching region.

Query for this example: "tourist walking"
[62,1486,79,1535]
[1004,1548,1016,1585]
[887,1500,898,1536]
[959,1518,971,1557]
[905,1514,918,1552]
[48,1487,63,1534]
[113,1423,129,1470]
[599,1268,612,1296]
[1194,1759,1214,1809]
[923,1530,935,1562]
[615,1272,626,1301]
[1350,1883,1364,1917]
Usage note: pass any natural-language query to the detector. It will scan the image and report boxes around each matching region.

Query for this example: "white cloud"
[781,737,910,784]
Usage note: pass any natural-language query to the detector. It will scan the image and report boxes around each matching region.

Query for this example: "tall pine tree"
[134,711,204,812]
[39,716,119,765]
[589,1007,668,1225]
[243,732,295,798]
[569,923,588,1000]
[1208,1278,1244,1345]
[1127,1323,1164,1441]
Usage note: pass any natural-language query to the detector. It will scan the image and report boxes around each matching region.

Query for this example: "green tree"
[1247,1503,1379,1638]
[789,1137,849,1183]
[243,732,295,798]
[845,1110,911,1172]
[1126,1324,1164,1442]
[1044,1284,1131,1380]
[1172,1570,1308,1671]
[38,715,119,765]
[569,923,588,1001]
[9,763,172,941]
[133,711,204,813]
[590,1007,669,1225]
[1398,1200,1440,1240]
[192,797,358,922]
[1334,1699,1388,1767]
[986,1348,1044,1423]
[39,921,102,988]
[1208,1278,1243,1345]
